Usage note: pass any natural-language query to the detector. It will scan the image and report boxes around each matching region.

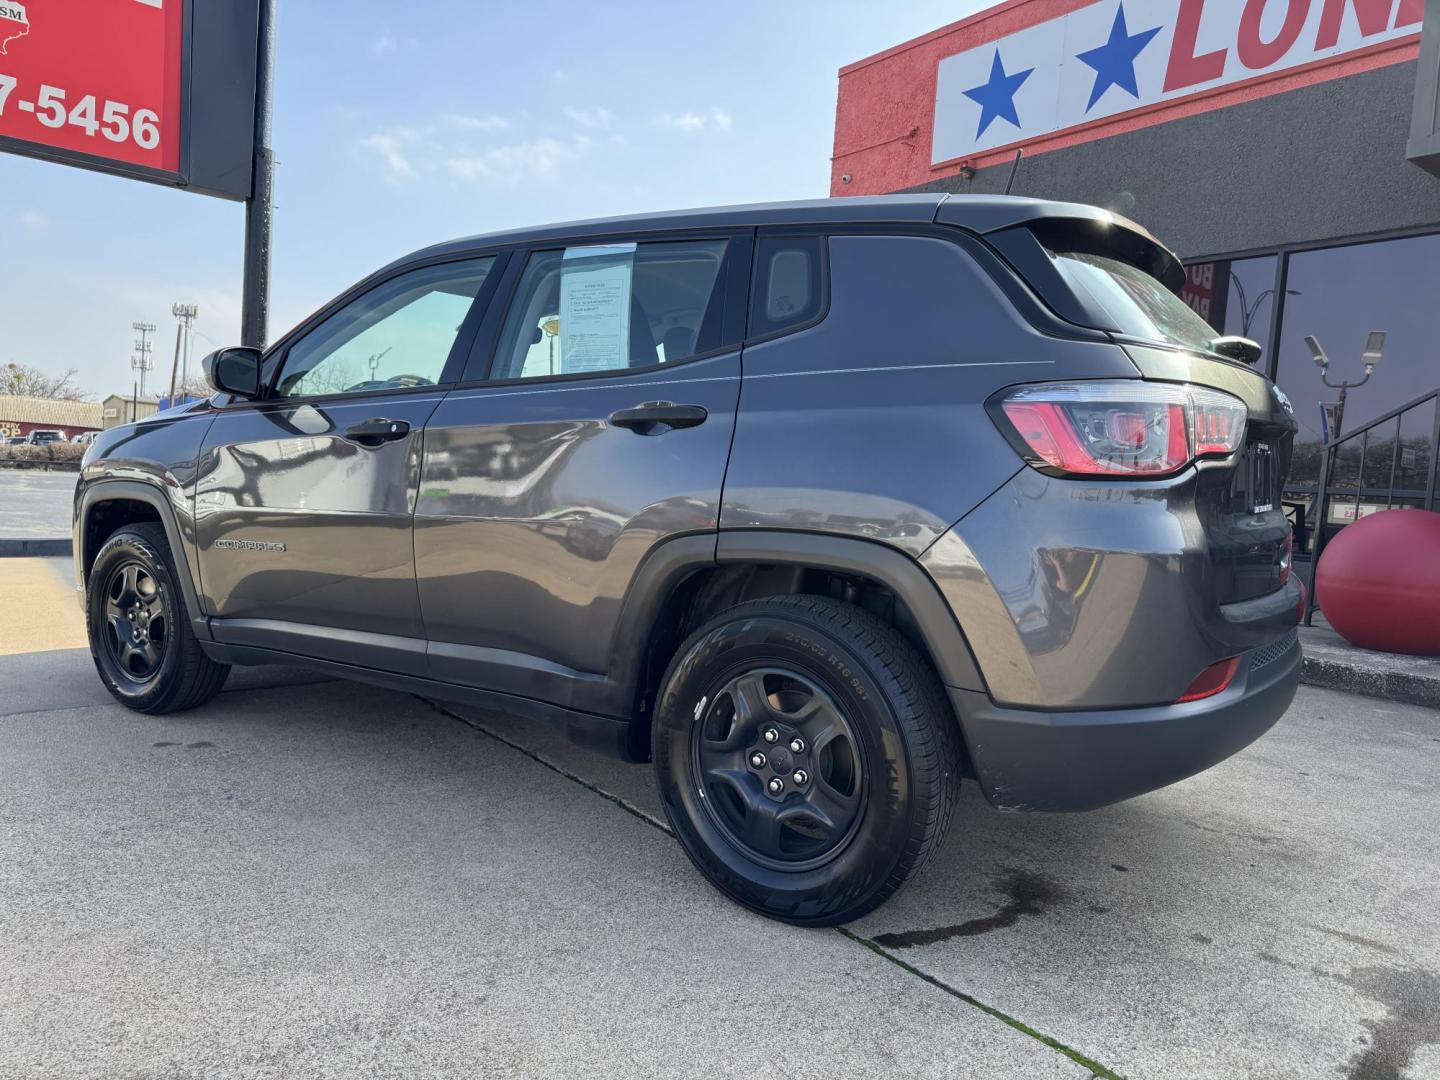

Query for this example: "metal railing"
[1301,387,1440,624]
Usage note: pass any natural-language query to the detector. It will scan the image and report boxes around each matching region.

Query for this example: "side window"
[750,234,824,338]
[276,258,494,398]
[492,238,730,381]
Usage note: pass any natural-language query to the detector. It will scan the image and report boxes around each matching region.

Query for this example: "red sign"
[0,0,184,175]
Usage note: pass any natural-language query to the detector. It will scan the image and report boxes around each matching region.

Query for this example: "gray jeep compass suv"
[75,195,1301,925]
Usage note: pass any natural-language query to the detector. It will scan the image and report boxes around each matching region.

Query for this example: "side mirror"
[1210,336,1263,366]
[202,347,263,398]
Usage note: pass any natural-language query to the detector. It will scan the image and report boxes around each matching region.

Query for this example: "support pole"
[240,0,276,350]
[168,320,183,404]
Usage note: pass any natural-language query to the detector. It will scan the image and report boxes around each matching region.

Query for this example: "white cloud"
[358,116,596,186]
[371,28,417,54]
[18,211,48,230]
[655,107,733,134]
[357,132,421,180]
[447,113,510,131]
[445,136,593,184]
[564,106,614,130]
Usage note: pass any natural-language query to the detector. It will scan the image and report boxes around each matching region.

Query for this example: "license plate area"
[1236,442,1276,515]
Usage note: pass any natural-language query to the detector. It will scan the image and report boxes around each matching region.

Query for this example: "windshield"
[1053,251,1218,354]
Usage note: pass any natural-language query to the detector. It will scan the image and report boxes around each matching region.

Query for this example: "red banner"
[0,0,184,174]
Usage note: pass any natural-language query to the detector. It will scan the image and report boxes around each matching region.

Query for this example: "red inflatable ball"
[1315,508,1440,655]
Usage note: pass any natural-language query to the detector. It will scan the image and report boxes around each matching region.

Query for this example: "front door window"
[276,258,494,398]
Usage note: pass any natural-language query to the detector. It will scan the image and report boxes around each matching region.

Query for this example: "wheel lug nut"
[767,777,784,795]
[793,769,809,785]
[789,737,805,753]
[750,751,767,769]
[762,727,779,744]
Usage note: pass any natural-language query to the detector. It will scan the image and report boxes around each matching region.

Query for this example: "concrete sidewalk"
[1301,622,1440,709]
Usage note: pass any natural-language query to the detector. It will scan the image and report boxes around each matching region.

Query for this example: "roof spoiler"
[935,197,1185,294]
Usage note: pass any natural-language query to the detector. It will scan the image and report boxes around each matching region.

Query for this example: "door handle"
[608,401,708,434]
[344,417,411,446]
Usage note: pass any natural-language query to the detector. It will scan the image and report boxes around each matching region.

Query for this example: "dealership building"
[833,0,1440,551]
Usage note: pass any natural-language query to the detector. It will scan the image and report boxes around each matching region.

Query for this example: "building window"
[1180,255,1280,344]
[1275,233,1440,482]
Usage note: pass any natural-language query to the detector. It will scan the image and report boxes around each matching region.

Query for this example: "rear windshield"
[1052,251,1217,354]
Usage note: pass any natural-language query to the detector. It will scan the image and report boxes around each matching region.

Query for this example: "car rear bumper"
[949,629,1300,812]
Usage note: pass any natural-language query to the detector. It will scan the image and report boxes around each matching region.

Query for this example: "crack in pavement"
[421,695,1125,1080]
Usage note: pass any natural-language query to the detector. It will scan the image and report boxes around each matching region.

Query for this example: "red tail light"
[997,382,1248,478]
[1177,657,1240,703]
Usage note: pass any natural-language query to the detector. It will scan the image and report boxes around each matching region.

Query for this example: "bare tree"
[173,375,214,400]
[1,362,92,400]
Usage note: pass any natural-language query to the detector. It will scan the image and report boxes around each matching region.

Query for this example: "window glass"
[276,259,493,398]
[750,235,823,337]
[492,239,729,381]
[1053,251,1218,354]
[1180,255,1280,343]
[1276,234,1440,485]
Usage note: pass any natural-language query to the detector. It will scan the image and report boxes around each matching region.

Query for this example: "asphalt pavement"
[1,558,1438,1079]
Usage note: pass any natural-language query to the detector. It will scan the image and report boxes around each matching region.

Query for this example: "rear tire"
[87,523,230,713]
[653,595,961,925]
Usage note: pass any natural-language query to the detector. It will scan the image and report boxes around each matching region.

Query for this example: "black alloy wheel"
[87,523,230,713]
[691,667,865,870]
[101,560,168,682]
[654,594,962,926]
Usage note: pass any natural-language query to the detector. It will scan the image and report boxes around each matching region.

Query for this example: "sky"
[0,0,987,398]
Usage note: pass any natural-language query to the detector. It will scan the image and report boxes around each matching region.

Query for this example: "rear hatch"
[1122,342,1296,603]
[982,214,1298,604]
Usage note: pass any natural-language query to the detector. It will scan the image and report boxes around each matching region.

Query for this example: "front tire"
[87,523,230,713]
[653,595,961,925]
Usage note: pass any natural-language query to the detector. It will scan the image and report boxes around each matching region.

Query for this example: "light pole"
[1229,276,1301,339]
[169,304,199,402]
[131,321,157,399]
[1305,332,1386,441]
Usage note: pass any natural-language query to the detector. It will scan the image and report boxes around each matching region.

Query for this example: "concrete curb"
[0,538,72,558]
[1299,627,1440,710]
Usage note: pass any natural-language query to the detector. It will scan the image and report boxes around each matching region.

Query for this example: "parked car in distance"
[24,429,66,445]
[72,431,98,445]
[72,195,1302,925]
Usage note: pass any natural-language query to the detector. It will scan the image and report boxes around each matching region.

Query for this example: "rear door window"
[491,238,733,381]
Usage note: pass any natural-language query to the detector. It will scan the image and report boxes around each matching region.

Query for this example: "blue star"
[1076,5,1162,112]
[963,50,1034,139]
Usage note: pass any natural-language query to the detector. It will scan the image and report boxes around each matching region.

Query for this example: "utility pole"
[131,322,157,400]
[169,304,199,402]
[241,0,276,350]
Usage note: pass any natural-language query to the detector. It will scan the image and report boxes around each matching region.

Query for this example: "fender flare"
[715,531,986,692]
[77,479,210,641]
[609,529,987,718]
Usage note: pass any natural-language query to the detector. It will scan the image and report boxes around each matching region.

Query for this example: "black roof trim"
[379,194,1184,289]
